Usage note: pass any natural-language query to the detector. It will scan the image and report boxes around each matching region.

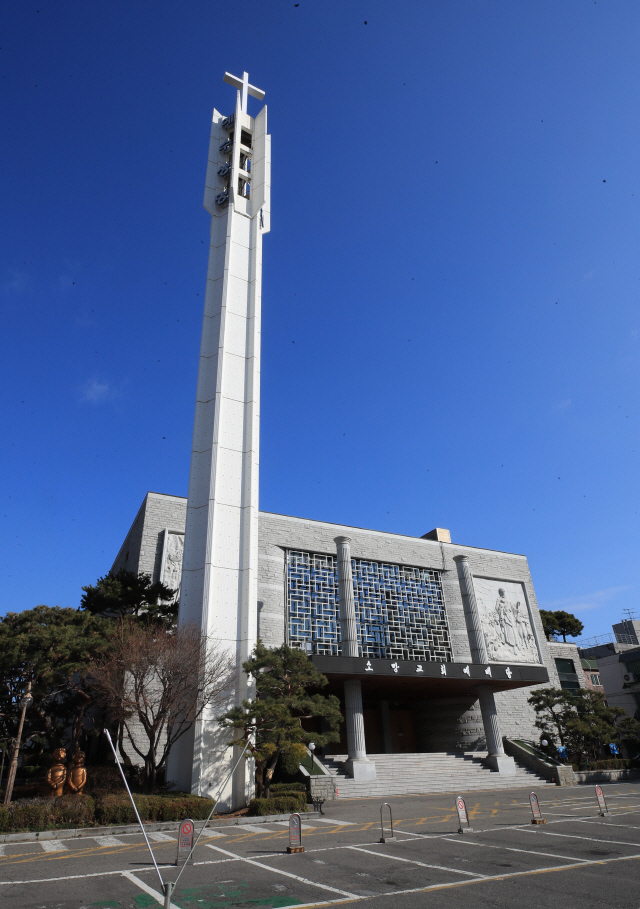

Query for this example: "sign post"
[529,791,546,825]
[456,796,473,834]
[595,785,609,817]
[176,818,195,866]
[287,813,304,853]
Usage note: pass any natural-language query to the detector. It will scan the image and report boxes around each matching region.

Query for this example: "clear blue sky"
[2,1,638,637]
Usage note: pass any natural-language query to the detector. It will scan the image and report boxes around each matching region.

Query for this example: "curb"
[0,810,320,845]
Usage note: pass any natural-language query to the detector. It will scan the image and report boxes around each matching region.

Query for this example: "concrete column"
[344,679,367,759]
[454,555,515,775]
[335,536,358,657]
[476,687,514,774]
[335,536,375,782]
[453,555,488,663]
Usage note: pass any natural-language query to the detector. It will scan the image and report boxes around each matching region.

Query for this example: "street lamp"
[309,742,316,773]
[3,681,33,806]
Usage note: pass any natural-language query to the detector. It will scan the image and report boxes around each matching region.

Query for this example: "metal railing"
[577,632,638,649]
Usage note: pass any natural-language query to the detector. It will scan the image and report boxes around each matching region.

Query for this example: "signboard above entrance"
[311,655,549,691]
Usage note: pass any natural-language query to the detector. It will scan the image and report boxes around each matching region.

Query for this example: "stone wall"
[257,511,560,745]
[111,492,187,583]
[109,498,558,752]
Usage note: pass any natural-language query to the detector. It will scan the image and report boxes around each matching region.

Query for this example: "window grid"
[286,550,452,662]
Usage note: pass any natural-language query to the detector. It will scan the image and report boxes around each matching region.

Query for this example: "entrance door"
[389,709,416,753]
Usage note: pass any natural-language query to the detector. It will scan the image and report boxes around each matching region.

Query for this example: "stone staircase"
[313,752,554,799]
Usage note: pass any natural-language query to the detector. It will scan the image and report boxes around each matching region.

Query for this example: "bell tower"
[168,72,270,810]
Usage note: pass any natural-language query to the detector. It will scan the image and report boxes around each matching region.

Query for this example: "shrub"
[248,794,307,816]
[94,793,212,825]
[572,758,637,771]
[270,782,306,793]
[0,796,95,833]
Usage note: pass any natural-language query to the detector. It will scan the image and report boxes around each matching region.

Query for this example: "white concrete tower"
[168,72,270,809]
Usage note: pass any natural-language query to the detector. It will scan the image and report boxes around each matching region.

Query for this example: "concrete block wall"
[547,641,587,688]
[257,511,560,745]
[111,493,187,583]
[109,498,558,754]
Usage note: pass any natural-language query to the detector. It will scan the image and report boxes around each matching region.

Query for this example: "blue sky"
[2,1,638,637]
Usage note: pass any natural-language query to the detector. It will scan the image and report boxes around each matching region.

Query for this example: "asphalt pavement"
[1,782,639,908]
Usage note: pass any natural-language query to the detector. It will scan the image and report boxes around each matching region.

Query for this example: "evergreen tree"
[528,687,573,748]
[538,609,583,642]
[220,642,342,798]
[81,569,177,625]
[553,610,584,643]
[539,610,560,641]
[564,690,626,762]
[0,606,111,763]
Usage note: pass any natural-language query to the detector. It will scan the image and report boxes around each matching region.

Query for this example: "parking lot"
[1,783,639,908]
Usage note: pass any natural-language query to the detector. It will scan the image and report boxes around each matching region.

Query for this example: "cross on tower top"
[223,71,265,114]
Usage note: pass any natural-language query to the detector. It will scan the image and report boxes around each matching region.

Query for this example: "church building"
[108,72,557,808]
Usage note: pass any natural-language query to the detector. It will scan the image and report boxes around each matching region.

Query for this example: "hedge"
[571,758,638,771]
[270,782,306,793]
[248,794,308,816]
[0,792,213,834]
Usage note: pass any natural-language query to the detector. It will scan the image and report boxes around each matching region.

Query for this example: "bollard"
[163,881,173,909]
[595,784,609,817]
[529,791,546,825]
[287,812,305,853]
[379,802,397,843]
[455,795,473,834]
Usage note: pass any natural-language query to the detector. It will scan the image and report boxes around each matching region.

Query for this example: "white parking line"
[271,821,321,830]
[348,845,486,878]
[95,836,125,847]
[448,835,589,863]
[206,842,359,898]
[529,830,640,848]
[312,818,356,825]
[121,871,180,909]
[40,840,68,852]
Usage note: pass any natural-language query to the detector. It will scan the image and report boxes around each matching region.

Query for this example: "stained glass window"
[286,550,452,662]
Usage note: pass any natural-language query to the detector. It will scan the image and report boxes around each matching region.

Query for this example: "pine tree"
[81,569,177,625]
[527,687,573,748]
[220,642,342,798]
[0,606,111,763]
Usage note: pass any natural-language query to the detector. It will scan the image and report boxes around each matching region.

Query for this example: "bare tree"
[91,621,235,792]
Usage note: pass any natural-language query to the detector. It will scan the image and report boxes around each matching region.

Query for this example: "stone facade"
[111,492,187,583]
[112,493,560,753]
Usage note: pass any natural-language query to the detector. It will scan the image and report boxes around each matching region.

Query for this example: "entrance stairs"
[318,752,554,798]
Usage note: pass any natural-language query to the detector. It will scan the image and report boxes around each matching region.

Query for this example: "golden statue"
[66,750,87,795]
[45,748,67,798]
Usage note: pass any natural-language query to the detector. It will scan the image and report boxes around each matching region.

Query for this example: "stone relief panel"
[160,530,184,601]
[473,577,540,664]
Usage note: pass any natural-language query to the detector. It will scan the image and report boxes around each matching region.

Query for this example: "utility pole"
[3,681,33,806]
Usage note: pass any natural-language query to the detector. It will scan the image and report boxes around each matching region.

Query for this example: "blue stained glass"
[286,550,452,662]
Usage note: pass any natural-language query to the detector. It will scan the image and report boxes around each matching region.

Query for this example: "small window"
[555,658,576,675]
[241,129,252,148]
[591,674,601,686]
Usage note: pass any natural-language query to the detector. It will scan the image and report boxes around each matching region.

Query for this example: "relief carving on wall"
[161,530,184,601]
[474,578,540,664]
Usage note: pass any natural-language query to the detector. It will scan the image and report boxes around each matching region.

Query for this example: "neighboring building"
[579,639,640,720]
[613,619,640,646]
[546,641,587,693]
[580,657,605,693]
